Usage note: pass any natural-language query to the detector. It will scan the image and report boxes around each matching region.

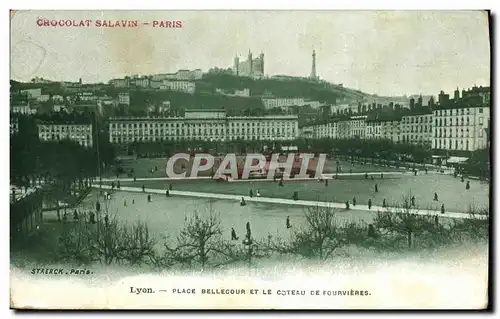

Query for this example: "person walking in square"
[231,227,239,240]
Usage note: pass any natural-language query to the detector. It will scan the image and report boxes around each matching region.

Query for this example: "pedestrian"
[169,184,173,191]
[134,176,137,182]
[425,168,428,174]
[434,192,439,201]
[293,191,299,201]
[368,224,376,238]
[246,221,252,239]
[411,196,415,207]
[466,181,470,190]
[382,198,386,208]
[434,215,439,226]
[368,199,372,210]
[231,227,239,240]
[117,181,121,189]
[104,214,109,226]
[132,199,135,204]
[142,184,145,192]
[249,189,253,198]
[345,201,350,210]
[364,173,368,180]
[461,175,464,182]
[111,181,115,189]
[240,197,247,206]
[414,170,417,176]
[124,199,127,207]
[375,184,378,192]
[405,199,409,209]
[73,209,79,220]
[441,204,445,214]
[89,212,96,224]
[325,179,329,187]
[381,173,384,179]
[147,194,151,202]
[286,216,292,229]
[352,196,357,206]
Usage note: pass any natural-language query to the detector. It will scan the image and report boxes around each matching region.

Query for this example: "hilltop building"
[233,50,264,77]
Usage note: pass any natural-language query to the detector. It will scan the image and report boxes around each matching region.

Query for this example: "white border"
[3,1,498,318]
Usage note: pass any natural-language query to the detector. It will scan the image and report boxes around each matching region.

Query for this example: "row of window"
[110,135,295,143]
[435,108,484,116]
[38,126,92,133]
[110,127,296,135]
[434,117,484,126]
[401,116,432,124]
[109,121,297,128]
[434,139,471,150]
[435,128,483,138]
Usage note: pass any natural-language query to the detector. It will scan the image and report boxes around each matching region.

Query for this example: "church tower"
[310,50,317,80]
[248,49,253,76]
[233,55,239,76]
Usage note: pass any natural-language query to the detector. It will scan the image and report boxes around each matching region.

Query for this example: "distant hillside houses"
[216,88,251,97]
[262,97,326,109]
[151,69,203,81]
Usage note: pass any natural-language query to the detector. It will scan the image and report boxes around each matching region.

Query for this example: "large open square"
[106,171,489,214]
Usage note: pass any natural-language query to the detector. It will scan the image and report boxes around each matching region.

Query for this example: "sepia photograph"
[9,9,491,310]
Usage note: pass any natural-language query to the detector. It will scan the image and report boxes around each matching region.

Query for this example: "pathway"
[93,185,487,220]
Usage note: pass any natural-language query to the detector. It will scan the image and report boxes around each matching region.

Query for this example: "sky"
[10,10,490,97]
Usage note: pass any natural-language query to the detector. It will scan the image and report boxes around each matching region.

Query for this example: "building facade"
[400,112,433,147]
[433,105,489,152]
[380,119,401,143]
[37,122,93,148]
[365,120,382,140]
[152,69,203,81]
[118,92,130,106]
[262,97,306,109]
[10,116,19,135]
[233,50,264,77]
[11,104,37,115]
[350,115,367,138]
[108,110,298,144]
[160,80,196,94]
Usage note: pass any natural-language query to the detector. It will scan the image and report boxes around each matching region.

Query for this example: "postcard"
[9,10,490,309]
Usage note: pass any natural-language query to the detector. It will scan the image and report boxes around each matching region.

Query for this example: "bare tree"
[271,205,348,260]
[57,211,158,266]
[167,212,223,270]
[373,196,442,249]
[121,220,158,265]
[449,206,489,242]
[57,212,96,264]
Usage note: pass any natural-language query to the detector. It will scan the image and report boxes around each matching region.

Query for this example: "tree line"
[48,198,489,270]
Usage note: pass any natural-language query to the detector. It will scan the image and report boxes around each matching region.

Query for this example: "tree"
[57,212,158,266]
[166,210,223,270]
[449,207,489,242]
[272,206,348,260]
[373,196,443,249]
